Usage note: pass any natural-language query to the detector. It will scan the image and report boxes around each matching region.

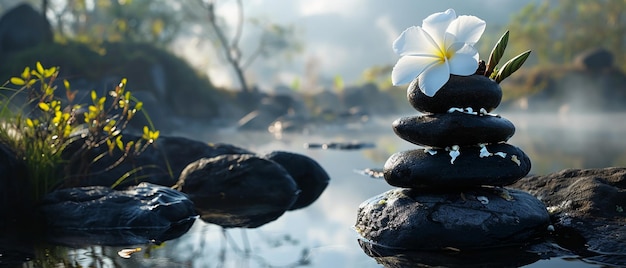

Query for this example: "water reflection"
[12,113,625,267]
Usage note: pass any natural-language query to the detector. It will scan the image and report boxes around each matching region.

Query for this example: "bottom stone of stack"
[354,187,550,250]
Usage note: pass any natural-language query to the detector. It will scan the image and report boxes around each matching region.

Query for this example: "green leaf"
[495,50,531,83]
[486,30,509,77]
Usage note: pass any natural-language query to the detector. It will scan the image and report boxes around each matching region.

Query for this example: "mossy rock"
[0,41,234,119]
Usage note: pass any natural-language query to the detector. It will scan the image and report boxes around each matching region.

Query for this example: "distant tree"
[506,0,626,69]
[188,0,301,94]
[44,0,187,46]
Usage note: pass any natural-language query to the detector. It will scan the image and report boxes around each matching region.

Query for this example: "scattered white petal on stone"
[448,145,460,164]
[477,196,489,205]
[479,144,492,158]
[464,107,478,115]
[479,108,488,115]
[118,248,142,259]
[511,155,521,166]
[494,152,507,158]
[425,148,438,155]
[447,107,464,113]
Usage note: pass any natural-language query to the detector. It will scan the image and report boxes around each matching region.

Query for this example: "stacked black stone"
[355,75,550,252]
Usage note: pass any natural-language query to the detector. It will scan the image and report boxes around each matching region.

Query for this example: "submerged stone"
[176,154,299,228]
[39,182,197,246]
[408,74,502,114]
[355,187,550,250]
[265,151,330,210]
[392,113,515,148]
[384,143,531,188]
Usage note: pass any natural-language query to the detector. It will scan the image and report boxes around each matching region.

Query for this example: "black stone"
[392,113,515,148]
[176,154,299,228]
[354,187,550,250]
[511,167,626,264]
[265,151,330,210]
[383,143,531,188]
[39,182,197,246]
[61,135,253,188]
[408,75,502,114]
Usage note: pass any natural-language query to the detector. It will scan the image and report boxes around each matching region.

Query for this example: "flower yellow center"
[435,48,454,63]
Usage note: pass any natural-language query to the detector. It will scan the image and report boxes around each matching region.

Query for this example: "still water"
[15,113,626,267]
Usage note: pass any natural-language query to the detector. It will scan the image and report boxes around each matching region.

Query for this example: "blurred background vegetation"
[0,0,624,130]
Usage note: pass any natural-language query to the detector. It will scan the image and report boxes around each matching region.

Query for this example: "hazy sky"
[192,0,537,91]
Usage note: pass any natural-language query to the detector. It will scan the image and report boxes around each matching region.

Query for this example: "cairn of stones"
[355,74,550,251]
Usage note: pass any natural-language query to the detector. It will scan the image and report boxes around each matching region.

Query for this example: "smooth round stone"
[383,143,531,188]
[408,74,502,113]
[392,113,515,148]
[355,187,550,250]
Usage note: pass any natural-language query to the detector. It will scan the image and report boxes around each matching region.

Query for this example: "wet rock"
[39,182,197,246]
[0,3,53,53]
[408,75,502,114]
[392,113,515,148]
[61,135,252,188]
[384,143,531,188]
[356,187,550,250]
[304,141,375,150]
[265,151,330,210]
[176,154,299,228]
[0,143,30,226]
[511,167,626,264]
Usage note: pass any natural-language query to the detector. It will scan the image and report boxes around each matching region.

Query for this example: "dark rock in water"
[384,143,531,188]
[408,75,502,113]
[304,141,375,150]
[355,187,550,250]
[238,94,295,131]
[176,154,299,228]
[574,47,614,71]
[0,3,53,53]
[511,167,626,265]
[39,182,197,246]
[265,151,330,210]
[62,135,252,188]
[392,113,515,148]
[0,143,30,226]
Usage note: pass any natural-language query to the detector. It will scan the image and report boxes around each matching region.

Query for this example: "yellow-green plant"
[0,62,160,201]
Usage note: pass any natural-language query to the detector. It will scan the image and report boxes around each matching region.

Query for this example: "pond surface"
[10,112,626,267]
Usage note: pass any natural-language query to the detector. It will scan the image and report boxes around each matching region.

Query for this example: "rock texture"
[355,187,550,250]
[511,167,626,266]
[175,154,300,228]
[39,182,197,246]
[358,72,549,253]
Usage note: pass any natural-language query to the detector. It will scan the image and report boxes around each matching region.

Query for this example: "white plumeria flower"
[391,9,486,97]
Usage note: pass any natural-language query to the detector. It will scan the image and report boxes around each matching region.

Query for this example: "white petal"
[448,44,479,75]
[446,15,486,45]
[393,26,439,56]
[422,9,456,46]
[418,62,450,97]
[391,55,439,85]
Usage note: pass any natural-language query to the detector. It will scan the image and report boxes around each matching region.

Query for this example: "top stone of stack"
[408,74,503,114]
